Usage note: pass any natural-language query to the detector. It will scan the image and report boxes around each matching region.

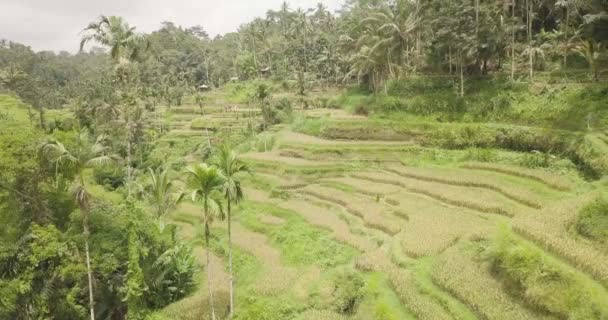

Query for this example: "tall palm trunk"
[527,0,533,82]
[227,200,234,317]
[84,226,95,320]
[204,199,216,320]
[126,111,132,198]
[38,107,45,130]
[460,50,465,97]
[79,178,95,320]
[475,0,480,37]
[511,0,516,80]
[564,7,569,68]
[449,45,453,74]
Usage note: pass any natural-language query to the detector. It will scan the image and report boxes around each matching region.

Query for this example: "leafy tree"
[144,167,181,227]
[183,163,225,320]
[80,15,149,63]
[39,131,119,320]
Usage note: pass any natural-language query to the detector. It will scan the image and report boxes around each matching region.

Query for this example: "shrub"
[93,166,125,190]
[519,151,554,168]
[332,268,365,314]
[575,197,608,243]
[462,148,497,162]
[147,243,197,308]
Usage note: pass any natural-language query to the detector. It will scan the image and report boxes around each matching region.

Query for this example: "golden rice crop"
[325,176,402,196]
[396,192,495,257]
[461,162,573,191]
[243,151,336,166]
[385,165,544,209]
[431,245,554,320]
[301,185,402,235]
[352,172,519,217]
[513,194,608,287]
[244,187,376,252]
[387,267,454,320]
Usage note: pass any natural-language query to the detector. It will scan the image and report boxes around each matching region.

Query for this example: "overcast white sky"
[0,0,344,53]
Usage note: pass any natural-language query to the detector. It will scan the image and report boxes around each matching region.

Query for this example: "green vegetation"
[1,0,608,319]
[238,202,358,267]
[486,229,608,319]
[575,196,608,243]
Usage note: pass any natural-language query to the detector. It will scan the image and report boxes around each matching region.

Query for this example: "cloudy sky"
[0,0,344,53]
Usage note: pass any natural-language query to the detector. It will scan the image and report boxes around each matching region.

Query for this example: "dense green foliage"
[1,0,608,319]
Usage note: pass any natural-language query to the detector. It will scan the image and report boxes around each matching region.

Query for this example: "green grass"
[237,201,359,268]
[360,272,416,320]
[0,94,32,125]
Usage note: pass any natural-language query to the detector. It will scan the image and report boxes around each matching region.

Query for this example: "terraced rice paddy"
[163,102,608,320]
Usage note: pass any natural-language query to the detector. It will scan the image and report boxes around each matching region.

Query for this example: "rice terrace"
[1,1,608,320]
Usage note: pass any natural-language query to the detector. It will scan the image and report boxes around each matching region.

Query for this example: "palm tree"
[183,163,225,320]
[572,37,605,81]
[39,132,119,320]
[79,15,149,63]
[145,167,180,228]
[80,16,149,199]
[213,145,250,317]
[363,0,419,75]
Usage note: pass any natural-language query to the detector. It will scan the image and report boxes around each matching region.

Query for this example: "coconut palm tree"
[79,15,149,63]
[363,0,419,74]
[145,167,180,228]
[39,131,119,320]
[183,163,225,320]
[80,16,149,199]
[212,145,250,317]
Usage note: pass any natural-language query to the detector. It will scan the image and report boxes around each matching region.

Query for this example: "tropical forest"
[1,0,608,319]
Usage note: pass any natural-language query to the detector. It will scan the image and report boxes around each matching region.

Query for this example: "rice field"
[161,96,608,320]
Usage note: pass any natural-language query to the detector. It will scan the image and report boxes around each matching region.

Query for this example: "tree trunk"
[126,134,132,198]
[527,0,533,82]
[227,200,234,317]
[38,107,45,130]
[564,8,569,68]
[84,217,95,320]
[449,46,453,74]
[475,0,480,37]
[205,224,217,320]
[511,0,516,80]
[460,51,465,97]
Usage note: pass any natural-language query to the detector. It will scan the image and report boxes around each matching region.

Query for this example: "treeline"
[2,0,608,115]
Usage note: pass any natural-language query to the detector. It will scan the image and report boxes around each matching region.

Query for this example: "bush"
[93,166,125,190]
[575,197,608,243]
[147,243,197,308]
[332,268,365,314]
